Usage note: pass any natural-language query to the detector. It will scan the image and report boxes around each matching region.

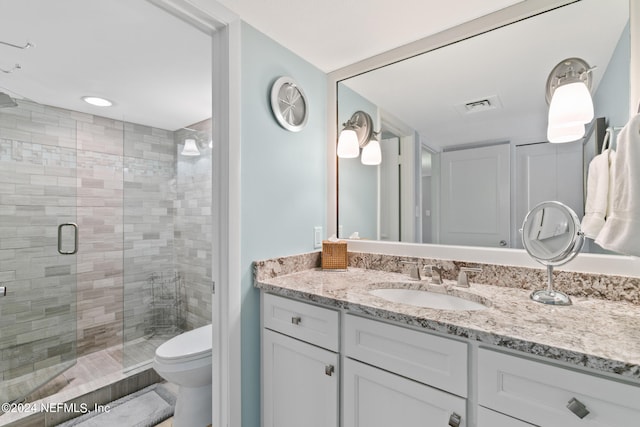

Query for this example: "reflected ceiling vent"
[455,95,502,115]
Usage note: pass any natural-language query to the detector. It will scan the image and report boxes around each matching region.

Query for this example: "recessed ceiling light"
[82,96,113,107]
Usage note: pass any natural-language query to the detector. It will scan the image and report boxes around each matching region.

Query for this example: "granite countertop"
[255,267,640,383]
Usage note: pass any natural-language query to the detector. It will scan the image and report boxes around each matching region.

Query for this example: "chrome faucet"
[457,267,482,288]
[424,265,443,284]
[400,261,422,280]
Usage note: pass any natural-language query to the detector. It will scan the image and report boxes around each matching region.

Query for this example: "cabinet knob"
[291,316,301,325]
[567,397,590,419]
[0,286,6,297]
[448,412,461,427]
[325,364,335,376]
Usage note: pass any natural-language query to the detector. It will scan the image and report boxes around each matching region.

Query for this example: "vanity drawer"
[263,293,339,351]
[477,407,535,427]
[344,314,468,397]
[478,348,640,426]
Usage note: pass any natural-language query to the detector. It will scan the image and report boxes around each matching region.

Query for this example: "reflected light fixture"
[181,138,200,156]
[547,123,585,143]
[545,58,594,143]
[337,111,381,165]
[361,136,382,165]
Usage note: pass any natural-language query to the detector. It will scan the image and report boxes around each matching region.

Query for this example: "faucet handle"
[457,267,482,288]
[400,261,421,280]
[423,264,443,284]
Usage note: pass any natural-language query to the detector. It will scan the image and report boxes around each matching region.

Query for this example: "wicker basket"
[321,240,348,270]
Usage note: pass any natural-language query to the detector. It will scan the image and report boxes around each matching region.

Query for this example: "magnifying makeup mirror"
[521,201,585,305]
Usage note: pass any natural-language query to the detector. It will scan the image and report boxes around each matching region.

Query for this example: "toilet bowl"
[153,324,212,427]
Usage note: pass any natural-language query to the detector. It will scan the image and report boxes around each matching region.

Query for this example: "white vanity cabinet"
[262,293,340,427]
[260,291,640,427]
[478,348,640,427]
[342,314,468,427]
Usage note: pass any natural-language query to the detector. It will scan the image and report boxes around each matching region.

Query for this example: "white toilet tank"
[155,324,212,363]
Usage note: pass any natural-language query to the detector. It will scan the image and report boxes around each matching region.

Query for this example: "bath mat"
[58,383,176,427]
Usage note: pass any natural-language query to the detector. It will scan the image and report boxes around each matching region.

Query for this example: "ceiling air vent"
[455,95,502,114]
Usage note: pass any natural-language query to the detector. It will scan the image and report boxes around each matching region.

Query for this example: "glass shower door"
[0,102,78,405]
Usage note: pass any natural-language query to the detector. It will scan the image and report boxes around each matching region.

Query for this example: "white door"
[440,144,510,247]
[379,137,400,241]
[343,358,467,427]
[262,329,339,427]
[515,142,583,248]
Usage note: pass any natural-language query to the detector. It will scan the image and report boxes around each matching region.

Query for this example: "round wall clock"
[270,76,309,132]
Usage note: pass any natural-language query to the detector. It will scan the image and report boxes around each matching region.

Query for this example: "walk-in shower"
[0,0,213,424]
[0,98,213,413]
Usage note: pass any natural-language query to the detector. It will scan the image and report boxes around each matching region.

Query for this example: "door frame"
[146,2,242,426]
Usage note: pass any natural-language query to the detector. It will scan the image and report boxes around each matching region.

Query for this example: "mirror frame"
[326,0,640,277]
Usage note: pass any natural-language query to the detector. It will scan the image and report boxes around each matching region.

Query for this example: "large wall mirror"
[336,0,629,256]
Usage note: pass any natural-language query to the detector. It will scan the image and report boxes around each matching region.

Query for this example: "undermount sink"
[368,287,489,311]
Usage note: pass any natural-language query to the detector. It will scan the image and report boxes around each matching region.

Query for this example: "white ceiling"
[0,0,529,130]
[0,0,212,130]
[216,0,525,73]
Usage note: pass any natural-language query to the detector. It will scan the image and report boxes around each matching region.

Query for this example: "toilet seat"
[155,324,212,364]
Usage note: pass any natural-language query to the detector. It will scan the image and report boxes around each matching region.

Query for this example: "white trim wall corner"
[327,0,640,278]
[145,1,242,427]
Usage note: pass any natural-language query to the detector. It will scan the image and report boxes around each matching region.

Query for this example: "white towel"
[582,148,614,239]
[595,113,640,256]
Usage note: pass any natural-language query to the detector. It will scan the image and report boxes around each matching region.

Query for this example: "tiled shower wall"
[0,100,212,375]
[174,119,213,330]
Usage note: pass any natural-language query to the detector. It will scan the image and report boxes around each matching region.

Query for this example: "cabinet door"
[263,329,338,427]
[343,358,466,427]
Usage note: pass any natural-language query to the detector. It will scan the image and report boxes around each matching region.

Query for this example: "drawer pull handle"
[567,397,590,419]
[448,412,461,427]
[291,316,301,325]
[325,364,334,376]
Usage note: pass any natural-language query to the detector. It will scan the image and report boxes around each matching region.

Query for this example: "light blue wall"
[240,22,327,427]
[337,83,379,239]
[594,22,630,134]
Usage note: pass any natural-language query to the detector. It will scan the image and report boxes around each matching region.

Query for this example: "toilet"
[153,324,212,427]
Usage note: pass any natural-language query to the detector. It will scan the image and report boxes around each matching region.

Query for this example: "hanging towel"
[595,113,640,256]
[582,129,614,239]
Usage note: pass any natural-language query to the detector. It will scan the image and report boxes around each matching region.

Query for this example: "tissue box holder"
[322,240,348,270]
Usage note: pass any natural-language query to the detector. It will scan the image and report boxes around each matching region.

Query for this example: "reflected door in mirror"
[440,144,510,247]
[515,142,584,249]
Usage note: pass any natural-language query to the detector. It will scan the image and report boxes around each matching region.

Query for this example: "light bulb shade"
[361,139,382,165]
[548,81,594,128]
[337,129,359,158]
[547,123,585,143]
[181,138,200,156]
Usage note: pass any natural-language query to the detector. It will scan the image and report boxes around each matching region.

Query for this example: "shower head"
[0,92,18,108]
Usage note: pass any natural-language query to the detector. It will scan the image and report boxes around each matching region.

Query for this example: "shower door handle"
[57,223,78,255]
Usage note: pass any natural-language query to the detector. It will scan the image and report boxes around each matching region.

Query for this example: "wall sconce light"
[361,135,382,165]
[545,57,595,143]
[337,111,382,165]
[180,127,213,157]
[181,138,200,156]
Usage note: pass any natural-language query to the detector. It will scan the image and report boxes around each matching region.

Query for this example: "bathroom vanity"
[256,255,640,427]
